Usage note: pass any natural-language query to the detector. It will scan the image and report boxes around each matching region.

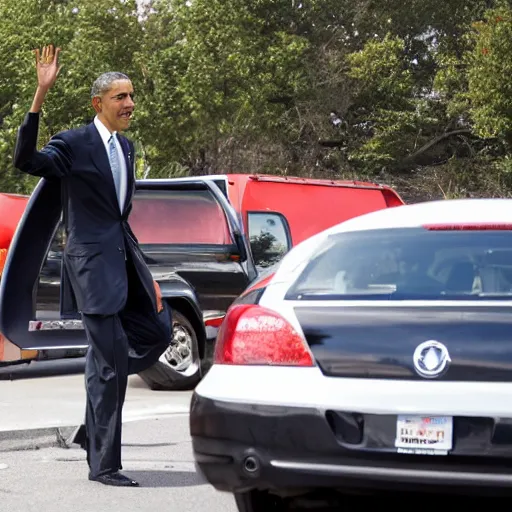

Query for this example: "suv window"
[48,221,66,254]
[287,227,512,300]
[248,212,291,268]
[129,189,232,245]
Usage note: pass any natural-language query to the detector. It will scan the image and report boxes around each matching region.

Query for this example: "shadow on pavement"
[0,358,151,390]
[127,374,152,389]
[127,470,206,488]
[0,358,86,380]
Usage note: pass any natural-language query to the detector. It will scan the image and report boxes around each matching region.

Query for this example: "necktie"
[108,133,122,209]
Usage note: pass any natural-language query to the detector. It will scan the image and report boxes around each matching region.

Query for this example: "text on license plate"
[395,415,453,455]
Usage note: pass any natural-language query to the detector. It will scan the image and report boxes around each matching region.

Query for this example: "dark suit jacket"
[13,112,158,316]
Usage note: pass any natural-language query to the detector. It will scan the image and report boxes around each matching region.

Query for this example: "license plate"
[395,415,453,455]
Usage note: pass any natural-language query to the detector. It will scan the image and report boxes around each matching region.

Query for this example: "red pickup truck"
[0,174,404,390]
[0,193,29,266]
[151,174,403,269]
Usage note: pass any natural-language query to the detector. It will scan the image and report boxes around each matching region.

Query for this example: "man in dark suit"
[13,45,172,487]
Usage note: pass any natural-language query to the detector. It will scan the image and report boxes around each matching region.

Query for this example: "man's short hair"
[91,72,131,98]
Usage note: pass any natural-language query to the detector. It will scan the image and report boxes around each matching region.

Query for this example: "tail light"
[204,315,225,328]
[213,304,314,366]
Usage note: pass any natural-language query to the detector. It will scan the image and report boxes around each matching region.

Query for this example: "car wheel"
[234,491,289,511]
[137,309,202,391]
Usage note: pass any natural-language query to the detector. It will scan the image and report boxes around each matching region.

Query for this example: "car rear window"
[128,189,232,245]
[286,227,512,300]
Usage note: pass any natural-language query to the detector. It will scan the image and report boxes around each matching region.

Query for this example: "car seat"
[445,261,475,293]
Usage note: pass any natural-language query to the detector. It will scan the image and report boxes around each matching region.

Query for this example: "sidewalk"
[0,360,192,450]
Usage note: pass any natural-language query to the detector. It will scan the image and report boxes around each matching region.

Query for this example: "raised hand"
[34,44,62,91]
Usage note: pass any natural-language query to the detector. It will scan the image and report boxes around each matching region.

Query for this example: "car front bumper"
[190,391,512,496]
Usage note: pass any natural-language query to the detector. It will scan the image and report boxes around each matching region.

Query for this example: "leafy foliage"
[466,4,512,143]
[1,0,512,200]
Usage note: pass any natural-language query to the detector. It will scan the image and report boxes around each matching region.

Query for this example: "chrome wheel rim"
[161,320,197,375]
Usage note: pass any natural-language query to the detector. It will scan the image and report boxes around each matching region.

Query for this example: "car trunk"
[293,302,512,460]
[294,304,512,382]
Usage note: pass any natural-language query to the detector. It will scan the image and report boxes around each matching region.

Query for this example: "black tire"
[234,491,289,512]
[137,309,202,391]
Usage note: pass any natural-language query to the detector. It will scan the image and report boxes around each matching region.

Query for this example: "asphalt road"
[0,415,238,512]
[0,359,237,511]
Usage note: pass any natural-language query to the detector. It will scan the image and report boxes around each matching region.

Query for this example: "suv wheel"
[137,310,201,391]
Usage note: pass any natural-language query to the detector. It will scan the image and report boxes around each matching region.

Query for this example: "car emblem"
[413,340,451,378]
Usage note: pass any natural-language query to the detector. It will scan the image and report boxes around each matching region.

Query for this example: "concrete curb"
[0,411,190,452]
[0,426,78,452]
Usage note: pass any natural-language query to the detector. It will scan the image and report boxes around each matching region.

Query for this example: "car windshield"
[286,227,512,301]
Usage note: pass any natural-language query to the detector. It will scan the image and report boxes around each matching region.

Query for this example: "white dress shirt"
[94,116,128,213]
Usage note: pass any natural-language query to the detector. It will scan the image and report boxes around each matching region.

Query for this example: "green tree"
[136,0,311,176]
[466,4,512,144]
[2,0,512,201]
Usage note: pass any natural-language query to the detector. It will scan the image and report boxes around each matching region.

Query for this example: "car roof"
[138,173,402,192]
[327,198,512,234]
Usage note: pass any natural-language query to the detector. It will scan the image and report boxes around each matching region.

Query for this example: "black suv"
[0,177,257,391]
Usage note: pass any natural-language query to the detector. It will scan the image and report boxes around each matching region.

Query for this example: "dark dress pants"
[82,254,171,478]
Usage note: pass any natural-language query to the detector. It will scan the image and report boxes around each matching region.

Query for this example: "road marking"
[0,464,8,470]
[123,411,189,423]
[0,410,190,433]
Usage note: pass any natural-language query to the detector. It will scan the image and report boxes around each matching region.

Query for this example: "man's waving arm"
[14,45,73,179]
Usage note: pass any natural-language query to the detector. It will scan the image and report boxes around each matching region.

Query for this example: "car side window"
[248,212,291,268]
[129,189,232,245]
[49,221,66,255]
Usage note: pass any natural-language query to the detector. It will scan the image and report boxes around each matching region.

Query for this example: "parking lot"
[2,356,508,510]
[0,415,237,512]
[0,359,239,512]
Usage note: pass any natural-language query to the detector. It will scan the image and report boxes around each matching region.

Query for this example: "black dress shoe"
[89,471,139,487]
